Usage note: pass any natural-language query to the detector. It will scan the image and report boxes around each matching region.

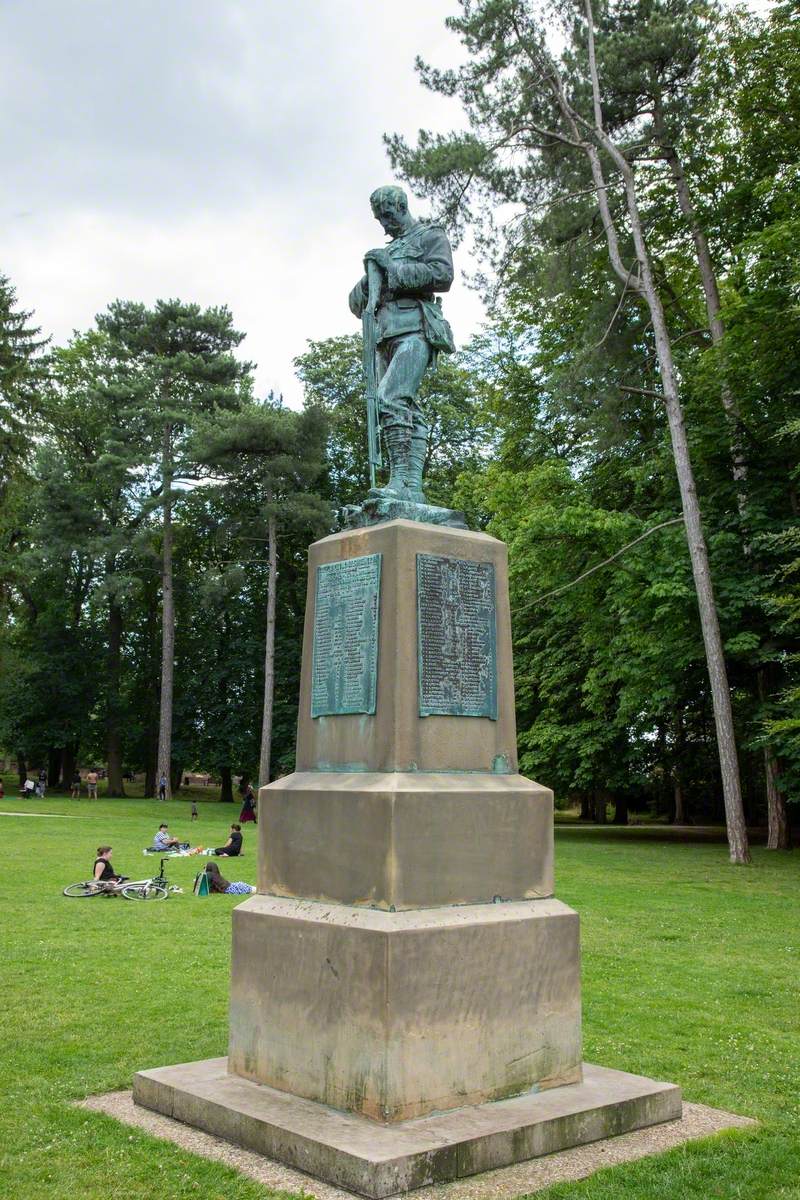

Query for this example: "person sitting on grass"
[213,823,243,857]
[205,861,254,895]
[93,846,127,887]
[153,823,182,851]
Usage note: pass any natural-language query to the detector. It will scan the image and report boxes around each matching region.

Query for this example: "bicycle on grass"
[63,858,172,901]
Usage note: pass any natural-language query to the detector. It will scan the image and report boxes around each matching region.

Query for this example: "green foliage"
[388,0,800,817]
[0,273,47,491]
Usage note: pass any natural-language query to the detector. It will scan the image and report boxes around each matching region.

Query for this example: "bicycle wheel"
[63,881,105,898]
[121,882,168,901]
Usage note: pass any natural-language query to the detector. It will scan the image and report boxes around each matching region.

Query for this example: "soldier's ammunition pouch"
[420,298,455,354]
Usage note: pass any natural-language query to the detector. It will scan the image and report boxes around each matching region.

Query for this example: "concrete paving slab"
[131,1058,686,1197]
[83,1088,756,1200]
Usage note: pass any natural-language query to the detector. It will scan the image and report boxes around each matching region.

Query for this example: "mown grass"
[2,787,798,1199]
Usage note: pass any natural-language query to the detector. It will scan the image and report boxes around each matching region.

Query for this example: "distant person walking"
[191,799,198,821]
[158,773,167,802]
[70,771,81,799]
[239,784,257,825]
[86,769,99,800]
[36,768,47,797]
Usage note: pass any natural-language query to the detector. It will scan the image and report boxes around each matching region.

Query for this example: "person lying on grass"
[204,861,254,895]
[93,846,128,886]
[213,823,243,857]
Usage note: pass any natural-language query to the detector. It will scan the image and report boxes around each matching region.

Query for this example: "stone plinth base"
[133,1059,682,1198]
[227,895,581,1122]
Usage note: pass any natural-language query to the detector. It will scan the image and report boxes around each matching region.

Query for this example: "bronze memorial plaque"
[416,553,497,719]
[311,553,382,718]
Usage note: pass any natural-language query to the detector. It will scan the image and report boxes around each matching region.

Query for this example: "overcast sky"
[1,0,485,407]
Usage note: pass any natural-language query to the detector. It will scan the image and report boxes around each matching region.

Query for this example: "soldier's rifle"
[363,258,383,489]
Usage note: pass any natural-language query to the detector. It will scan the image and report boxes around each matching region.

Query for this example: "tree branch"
[620,384,664,399]
[523,517,683,606]
[592,260,639,347]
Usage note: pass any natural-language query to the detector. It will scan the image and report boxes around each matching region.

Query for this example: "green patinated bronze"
[416,554,497,720]
[311,554,382,718]
[344,185,467,530]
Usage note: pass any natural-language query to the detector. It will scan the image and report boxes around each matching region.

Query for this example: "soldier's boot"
[404,420,429,503]
[371,421,412,500]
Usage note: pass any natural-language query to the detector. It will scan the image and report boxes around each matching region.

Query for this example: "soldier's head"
[370,186,413,237]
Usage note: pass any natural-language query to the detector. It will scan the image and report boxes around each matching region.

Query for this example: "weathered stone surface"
[294,521,518,774]
[259,771,553,909]
[133,1059,682,1198]
[227,895,581,1122]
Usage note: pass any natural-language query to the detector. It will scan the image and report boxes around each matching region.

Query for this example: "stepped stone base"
[133,1059,682,1198]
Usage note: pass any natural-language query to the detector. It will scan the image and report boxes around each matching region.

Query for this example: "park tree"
[387,0,760,861]
[38,330,150,794]
[96,300,251,799]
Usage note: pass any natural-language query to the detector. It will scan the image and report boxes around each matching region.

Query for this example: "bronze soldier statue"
[348,186,465,528]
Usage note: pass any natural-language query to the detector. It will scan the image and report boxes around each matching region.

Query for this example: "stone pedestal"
[134,519,680,1193]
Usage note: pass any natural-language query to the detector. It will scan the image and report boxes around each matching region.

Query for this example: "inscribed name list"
[417,554,497,719]
[311,553,381,717]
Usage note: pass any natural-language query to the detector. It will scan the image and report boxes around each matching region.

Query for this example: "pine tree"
[97,300,251,799]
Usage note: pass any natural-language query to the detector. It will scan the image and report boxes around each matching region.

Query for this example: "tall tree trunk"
[580,5,750,862]
[144,584,158,797]
[48,747,61,790]
[106,580,125,797]
[156,421,175,801]
[640,253,748,862]
[220,764,234,804]
[579,791,592,820]
[673,781,686,825]
[61,743,77,790]
[613,794,628,825]
[764,746,791,850]
[16,753,26,789]
[258,515,278,788]
[758,672,791,850]
[672,712,687,824]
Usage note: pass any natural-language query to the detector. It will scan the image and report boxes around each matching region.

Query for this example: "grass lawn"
[2,789,798,1200]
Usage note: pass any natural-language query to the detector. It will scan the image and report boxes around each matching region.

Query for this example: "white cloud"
[1,0,486,406]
